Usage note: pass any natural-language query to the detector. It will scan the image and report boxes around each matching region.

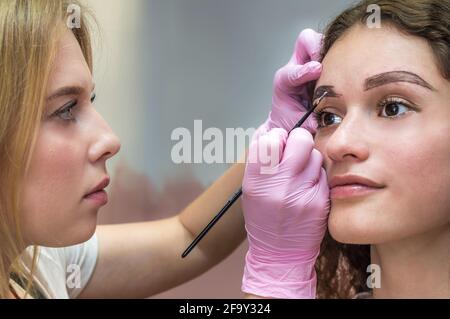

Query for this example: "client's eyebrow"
[47,83,96,101]
[364,71,435,91]
[313,70,435,99]
[313,85,342,100]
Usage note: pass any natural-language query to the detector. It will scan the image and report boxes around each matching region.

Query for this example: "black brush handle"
[181,92,327,258]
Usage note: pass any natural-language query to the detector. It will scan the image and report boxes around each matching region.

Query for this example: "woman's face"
[314,23,450,244]
[22,30,121,247]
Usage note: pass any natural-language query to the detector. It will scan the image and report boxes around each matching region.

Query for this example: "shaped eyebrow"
[364,70,435,91]
[47,83,96,101]
[313,70,435,100]
[313,85,342,100]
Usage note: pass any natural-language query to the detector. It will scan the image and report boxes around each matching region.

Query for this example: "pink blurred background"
[98,160,248,298]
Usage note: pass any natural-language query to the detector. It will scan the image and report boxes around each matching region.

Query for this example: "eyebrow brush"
[181,91,328,258]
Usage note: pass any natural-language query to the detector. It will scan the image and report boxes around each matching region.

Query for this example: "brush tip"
[313,91,328,108]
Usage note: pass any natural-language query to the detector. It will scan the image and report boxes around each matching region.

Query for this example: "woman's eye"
[313,111,342,128]
[313,98,414,129]
[55,101,77,121]
[378,99,412,118]
[53,92,96,122]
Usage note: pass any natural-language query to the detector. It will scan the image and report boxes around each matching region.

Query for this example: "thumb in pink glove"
[242,127,330,299]
[257,29,323,141]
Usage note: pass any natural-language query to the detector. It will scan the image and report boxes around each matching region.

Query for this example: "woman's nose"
[87,111,121,163]
[325,113,369,163]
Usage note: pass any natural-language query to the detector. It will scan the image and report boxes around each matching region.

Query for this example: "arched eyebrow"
[47,83,96,101]
[364,71,435,91]
[313,85,342,100]
[314,70,435,99]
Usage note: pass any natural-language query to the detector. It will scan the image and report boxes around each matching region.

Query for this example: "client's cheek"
[312,137,330,169]
[384,138,448,227]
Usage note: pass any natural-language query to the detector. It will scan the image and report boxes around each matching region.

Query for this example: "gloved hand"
[241,127,330,299]
[259,28,323,138]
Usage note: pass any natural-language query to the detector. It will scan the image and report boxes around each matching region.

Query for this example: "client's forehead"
[318,23,440,88]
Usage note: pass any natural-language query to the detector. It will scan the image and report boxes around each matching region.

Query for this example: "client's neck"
[371,224,450,298]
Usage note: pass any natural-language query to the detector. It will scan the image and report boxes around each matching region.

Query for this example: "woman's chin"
[327,208,384,245]
[64,222,97,246]
[32,221,98,247]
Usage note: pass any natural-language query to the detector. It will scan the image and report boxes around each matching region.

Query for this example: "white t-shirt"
[15,233,99,299]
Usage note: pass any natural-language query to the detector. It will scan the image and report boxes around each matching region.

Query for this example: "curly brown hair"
[313,0,450,299]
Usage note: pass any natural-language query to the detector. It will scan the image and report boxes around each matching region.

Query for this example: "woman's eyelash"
[312,111,322,125]
[376,97,412,116]
[54,100,77,121]
[312,110,342,129]
[313,97,414,129]
[53,92,97,121]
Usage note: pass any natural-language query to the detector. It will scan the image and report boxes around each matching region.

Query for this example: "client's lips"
[84,177,110,205]
[329,174,385,199]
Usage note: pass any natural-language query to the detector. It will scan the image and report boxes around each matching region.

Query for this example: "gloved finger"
[275,62,322,91]
[315,167,331,215]
[298,148,324,184]
[258,128,288,173]
[279,127,314,176]
[302,115,318,137]
[298,167,330,225]
[246,128,288,176]
[290,28,324,64]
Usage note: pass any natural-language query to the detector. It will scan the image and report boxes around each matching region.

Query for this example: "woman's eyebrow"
[313,85,342,100]
[47,83,96,101]
[314,71,435,99]
[364,70,435,91]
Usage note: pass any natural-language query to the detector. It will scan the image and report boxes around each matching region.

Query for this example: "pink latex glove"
[260,29,323,138]
[241,127,330,299]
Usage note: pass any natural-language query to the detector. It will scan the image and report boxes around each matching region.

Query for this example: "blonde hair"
[0,0,95,298]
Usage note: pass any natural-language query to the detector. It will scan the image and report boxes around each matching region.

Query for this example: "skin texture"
[22,31,121,247]
[17,30,246,298]
[314,23,450,297]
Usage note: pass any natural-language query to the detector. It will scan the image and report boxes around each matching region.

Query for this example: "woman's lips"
[330,184,384,199]
[329,174,385,199]
[84,190,108,206]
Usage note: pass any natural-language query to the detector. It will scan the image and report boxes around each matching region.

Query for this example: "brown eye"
[379,98,411,118]
[385,103,399,116]
[314,111,342,128]
[323,113,339,126]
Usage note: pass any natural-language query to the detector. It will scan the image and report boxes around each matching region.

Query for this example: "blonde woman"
[0,0,322,298]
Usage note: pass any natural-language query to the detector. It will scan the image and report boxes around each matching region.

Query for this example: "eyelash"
[313,97,414,129]
[53,93,97,122]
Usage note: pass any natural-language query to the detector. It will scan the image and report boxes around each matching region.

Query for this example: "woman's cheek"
[316,136,336,175]
[313,135,329,167]
[22,130,85,242]
[381,125,450,233]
